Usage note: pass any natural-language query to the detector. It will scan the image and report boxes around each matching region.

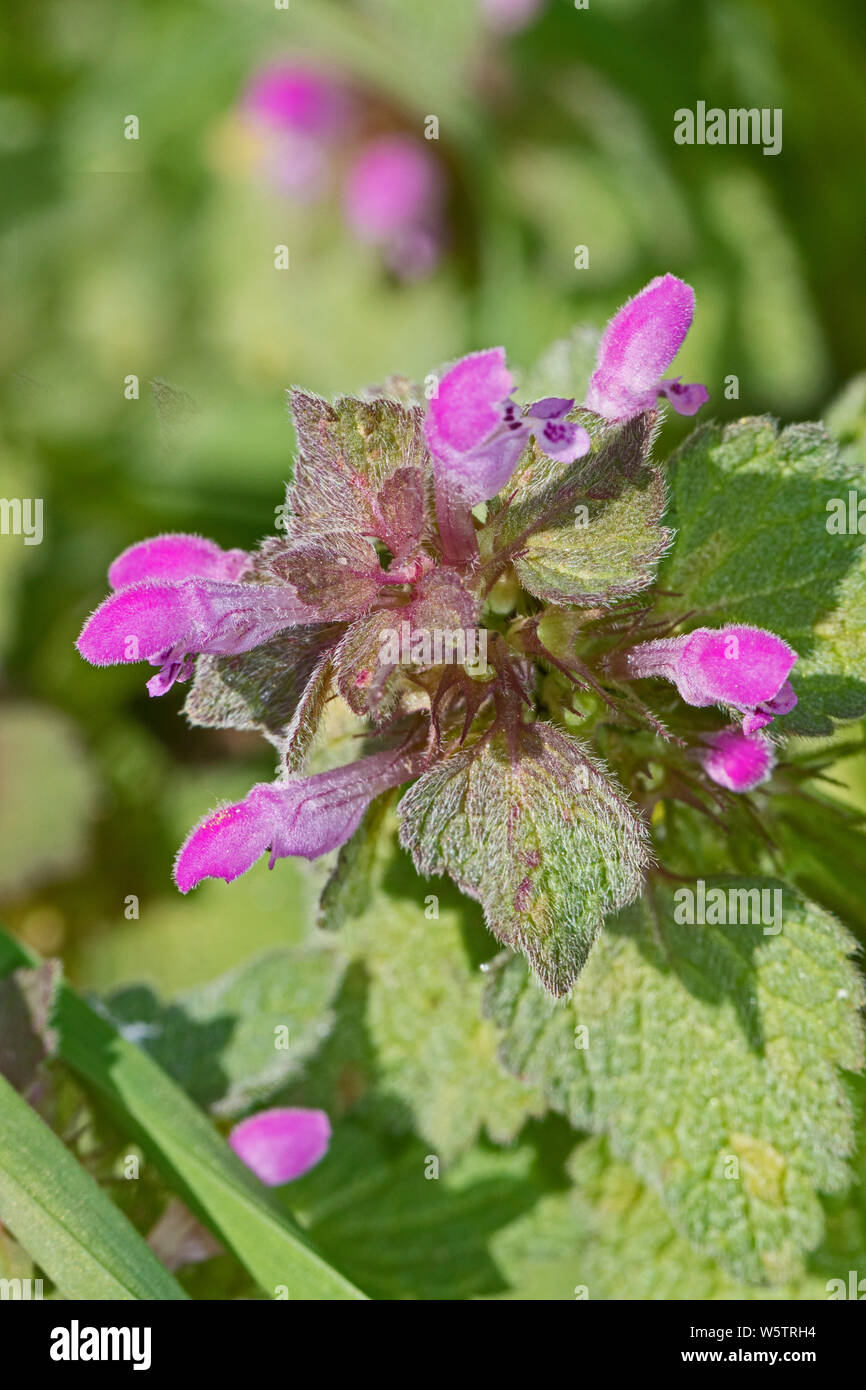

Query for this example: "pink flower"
[585,274,708,423]
[108,534,248,589]
[623,625,798,730]
[174,746,427,891]
[344,135,445,279]
[243,64,352,137]
[425,348,591,507]
[424,273,707,513]
[77,532,317,697]
[229,1108,331,1185]
[345,135,440,240]
[698,727,776,793]
[241,64,354,203]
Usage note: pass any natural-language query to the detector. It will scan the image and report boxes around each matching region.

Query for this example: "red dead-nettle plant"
[77,274,859,996]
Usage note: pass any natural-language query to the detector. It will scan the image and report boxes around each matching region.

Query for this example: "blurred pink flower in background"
[242,62,354,203]
[238,61,448,276]
[481,0,547,33]
[243,63,353,137]
[344,135,445,279]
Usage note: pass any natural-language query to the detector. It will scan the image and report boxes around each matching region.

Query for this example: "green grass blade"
[0,928,366,1301]
[0,1071,187,1300]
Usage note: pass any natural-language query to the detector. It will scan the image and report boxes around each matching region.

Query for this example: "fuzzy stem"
[607,636,685,682]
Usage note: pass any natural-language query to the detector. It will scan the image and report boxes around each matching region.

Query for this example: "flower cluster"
[241,62,446,279]
[79,272,807,994]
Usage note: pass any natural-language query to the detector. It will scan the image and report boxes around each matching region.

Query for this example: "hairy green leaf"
[486,412,670,605]
[286,391,432,554]
[399,722,649,995]
[184,626,339,744]
[311,813,544,1160]
[487,1136,832,1301]
[485,878,864,1284]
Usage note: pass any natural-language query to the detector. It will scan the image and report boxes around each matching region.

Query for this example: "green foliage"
[486,1135,833,1302]
[657,417,866,733]
[314,812,544,1160]
[485,878,864,1284]
[185,629,338,745]
[770,791,866,941]
[104,947,342,1118]
[490,1082,866,1301]
[286,1123,546,1300]
[399,723,648,995]
[0,928,365,1300]
[4,0,866,1304]
[825,373,866,467]
[0,1069,187,1300]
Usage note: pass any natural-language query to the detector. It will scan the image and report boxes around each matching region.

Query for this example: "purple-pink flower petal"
[229,1108,331,1185]
[699,727,776,793]
[527,397,575,420]
[535,416,591,464]
[657,377,710,417]
[78,582,201,667]
[174,748,426,892]
[623,625,798,729]
[425,348,523,506]
[77,579,317,673]
[146,659,195,699]
[108,534,248,590]
[585,273,704,422]
[426,354,591,509]
[427,349,514,463]
[741,709,774,734]
[676,627,797,709]
[759,679,797,719]
[175,787,284,891]
[741,678,798,732]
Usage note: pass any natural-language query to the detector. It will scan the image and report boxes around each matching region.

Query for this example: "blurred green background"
[1,0,866,1299]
